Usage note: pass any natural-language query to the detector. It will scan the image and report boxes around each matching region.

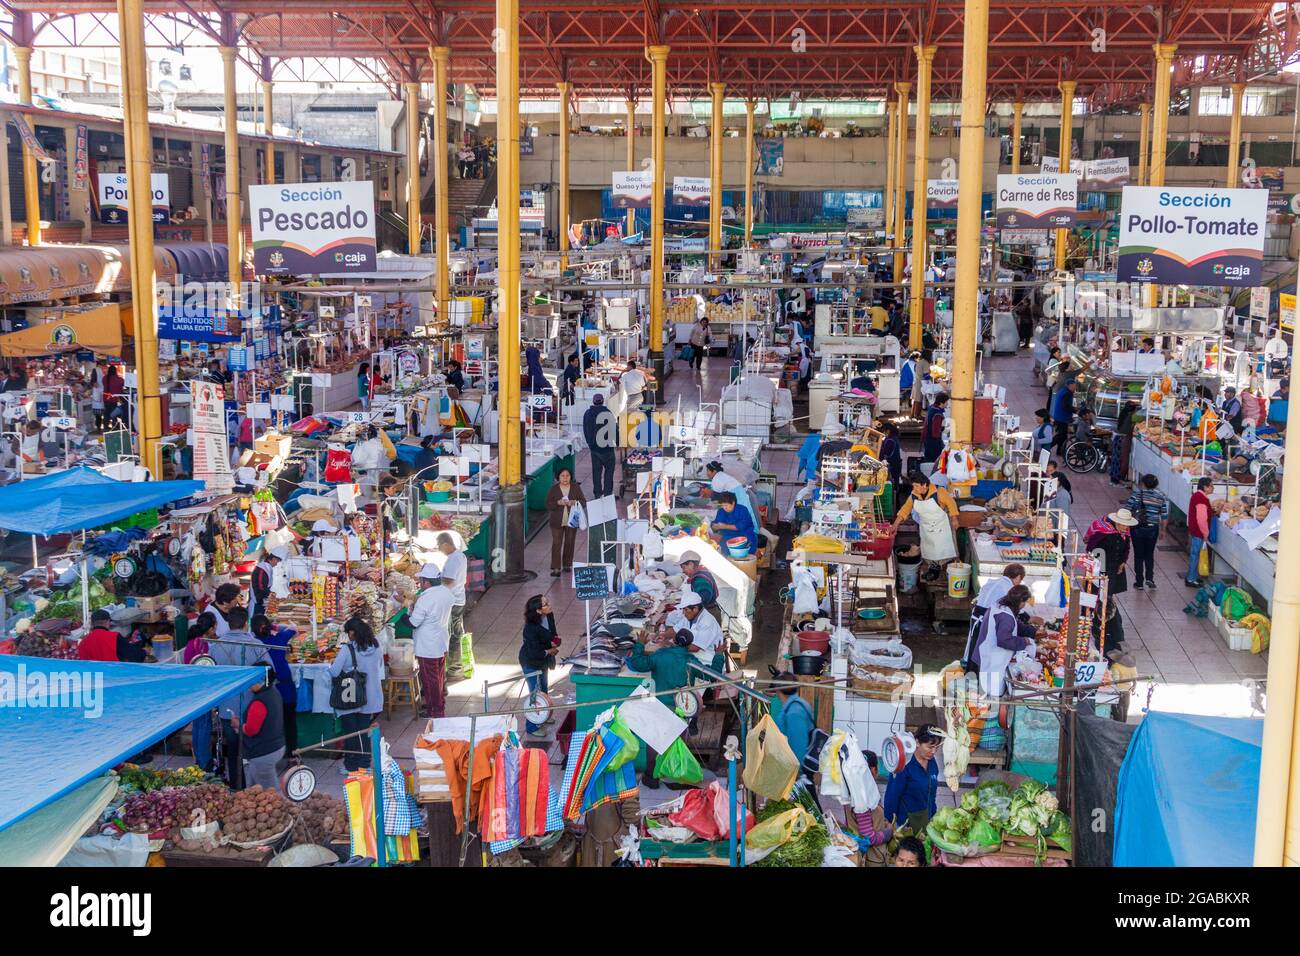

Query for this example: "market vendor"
[628,628,695,789]
[209,582,244,637]
[920,391,948,463]
[703,459,761,536]
[249,547,286,623]
[444,359,466,393]
[76,609,125,662]
[618,359,649,408]
[890,473,958,564]
[961,562,1026,670]
[678,550,719,614]
[663,591,725,668]
[710,491,758,557]
[882,723,942,830]
[969,585,1038,696]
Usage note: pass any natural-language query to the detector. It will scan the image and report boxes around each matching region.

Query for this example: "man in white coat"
[409,564,455,718]
[435,532,469,679]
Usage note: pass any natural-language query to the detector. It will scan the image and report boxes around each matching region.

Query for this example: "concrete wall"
[518,131,997,193]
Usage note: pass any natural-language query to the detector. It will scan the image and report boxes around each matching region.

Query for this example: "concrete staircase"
[421,173,494,234]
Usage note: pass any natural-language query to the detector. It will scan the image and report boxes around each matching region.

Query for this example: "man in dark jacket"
[1050,378,1077,458]
[583,393,618,498]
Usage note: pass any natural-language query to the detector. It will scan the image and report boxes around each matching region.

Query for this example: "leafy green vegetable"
[757,799,799,823]
[1047,811,1072,853]
[949,808,974,830]
[960,791,980,813]
[752,823,830,867]
[974,780,1011,800]
[942,828,964,844]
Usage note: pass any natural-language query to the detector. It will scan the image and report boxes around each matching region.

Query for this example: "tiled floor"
[980,353,1268,687]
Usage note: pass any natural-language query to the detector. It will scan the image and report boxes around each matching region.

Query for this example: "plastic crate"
[1209,602,1254,652]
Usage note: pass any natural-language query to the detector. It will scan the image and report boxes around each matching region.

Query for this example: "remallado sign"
[249,181,376,276]
[1117,186,1268,287]
[926,179,959,210]
[99,172,171,224]
[1079,157,1130,191]
[996,173,1078,229]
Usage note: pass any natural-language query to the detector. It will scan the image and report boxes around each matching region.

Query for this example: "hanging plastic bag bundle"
[742,713,799,800]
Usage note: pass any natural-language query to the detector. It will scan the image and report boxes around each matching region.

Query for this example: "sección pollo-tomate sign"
[1118,186,1268,287]
[995,173,1078,229]
[249,181,377,276]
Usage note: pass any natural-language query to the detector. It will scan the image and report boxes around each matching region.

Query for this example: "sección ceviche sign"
[1117,186,1269,287]
[995,173,1078,229]
[248,181,377,276]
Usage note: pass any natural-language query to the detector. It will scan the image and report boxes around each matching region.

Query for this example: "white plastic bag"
[791,566,819,615]
[822,844,858,867]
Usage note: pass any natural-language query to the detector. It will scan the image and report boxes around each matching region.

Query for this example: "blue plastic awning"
[0,656,265,832]
[0,467,203,535]
[1113,711,1263,867]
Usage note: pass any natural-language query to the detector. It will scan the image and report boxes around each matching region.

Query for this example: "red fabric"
[77,628,119,662]
[239,418,253,443]
[243,699,268,736]
[103,372,124,399]
[418,655,446,718]
[1189,490,1213,540]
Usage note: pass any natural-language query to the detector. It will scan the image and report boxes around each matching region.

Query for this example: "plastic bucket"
[428,490,452,503]
[796,630,831,656]
[387,639,415,676]
[897,561,921,592]
[947,562,972,598]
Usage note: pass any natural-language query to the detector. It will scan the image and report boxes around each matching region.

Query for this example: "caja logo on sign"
[249,181,377,277]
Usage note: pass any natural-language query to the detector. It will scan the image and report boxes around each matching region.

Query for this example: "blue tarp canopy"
[0,467,203,535]
[1113,711,1263,867]
[0,656,264,832]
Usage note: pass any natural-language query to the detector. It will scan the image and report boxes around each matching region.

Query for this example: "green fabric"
[626,643,692,702]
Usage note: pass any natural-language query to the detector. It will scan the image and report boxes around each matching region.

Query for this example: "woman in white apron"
[972,585,1036,697]
[911,491,958,563]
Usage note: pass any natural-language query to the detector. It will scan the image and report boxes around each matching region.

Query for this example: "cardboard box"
[255,432,292,459]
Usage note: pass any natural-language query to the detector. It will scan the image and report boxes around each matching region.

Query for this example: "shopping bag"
[744,806,814,849]
[1197,545,1212,580]
[679,344,695,362]
[604,711,640,772]
[567,503,588,530]
[459,631,476,678]
[653,737,703,785]
[668,786,721,840]
[709,778,754,840]
[742,713,799,799]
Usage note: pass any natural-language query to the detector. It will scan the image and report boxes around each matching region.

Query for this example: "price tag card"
[345,412,370,425]
[248,402,272,419]
[319,305,336,318]
[528,394,553,412]
[271,394,296,411]
[1078,591,1099,609]
[41,416,76,429]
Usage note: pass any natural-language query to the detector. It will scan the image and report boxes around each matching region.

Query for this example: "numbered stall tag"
[345,412,370,425]
[1074,659,1105,686]
[528,393,553,412]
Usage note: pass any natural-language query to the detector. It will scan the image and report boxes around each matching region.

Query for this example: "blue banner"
[756,139,784,177]
[157,308,242,343]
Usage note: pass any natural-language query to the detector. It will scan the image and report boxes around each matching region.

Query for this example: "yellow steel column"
[1225,82,1246,188]
[908,46,936,351]
[1054,80,1076,272]
[13,47,41,245]
[1149,45,1177,188]
[118,0,163,477]
[648,45,670,400]
[404,79,422,255]
[1137,102,1151,185]
[709,81,726,268]
[950,0,989,443]
[497,0,522,487]
[432,47,451,323]
[1010,101,1024,173]
[1254,393,1300,866]
[219,46,242,287]
[262,64,275,184]
[884,98,897,246]
[744,99,756,245]
[557,80,572,269]
[625,98,637,237]
[892,81,911,284]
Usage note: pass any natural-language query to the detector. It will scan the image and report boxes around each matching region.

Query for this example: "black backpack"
[329,643,369,711]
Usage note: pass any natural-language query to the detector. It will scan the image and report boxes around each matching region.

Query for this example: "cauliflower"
[14,618,31,634]
[1035,790,1059,814]
[33,597,49,613]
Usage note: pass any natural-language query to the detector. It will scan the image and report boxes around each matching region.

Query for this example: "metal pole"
[625,98,637,238]
[909,46,936,351]
[709,81,726,271]
[744,100,756,246]
[13,45,41,245]
[1010,101,1024,174]
[892,82,911,285]
[1137,103,1152,186]
[647,45,671,402]
[1055,80,1077,273]
[261,67,275,185]
[371,724,387,867]
[404,78,422,255]
[557,80,572,270]
[219,44,242,288]
[1225,82,1246,188]
[432,47,452,321]
[884,97,897,241]
[949,0,989,443]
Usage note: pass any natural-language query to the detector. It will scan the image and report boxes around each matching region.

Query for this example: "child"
[893,836,927,867]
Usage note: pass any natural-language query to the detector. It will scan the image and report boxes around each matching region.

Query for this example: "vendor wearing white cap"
[663,591,725,667]
[409,563,455,719]
[250,546,287,622]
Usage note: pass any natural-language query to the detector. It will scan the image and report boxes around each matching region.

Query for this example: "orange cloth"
[429,735,504,833]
